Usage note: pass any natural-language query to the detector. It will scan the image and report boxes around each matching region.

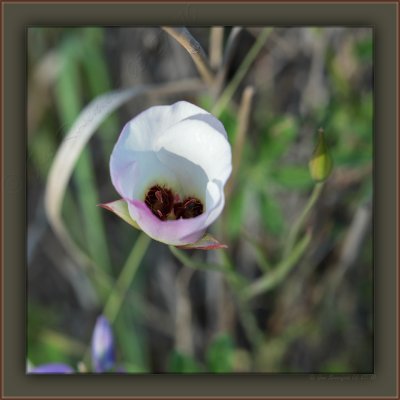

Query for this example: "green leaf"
[261,116,297,162]
[197,94,237,142]
[219,106,238,143]
[54,38,111,273]
[168,351,203,373]
[354,36,373,62]
[320,358,351,373]
[81,28,120,157]
[114,305,148,371]
[259,191,284,236]
[206,334,234,373]
[226,190,246,240]
[272,166,313,190]
[122,363,148,373]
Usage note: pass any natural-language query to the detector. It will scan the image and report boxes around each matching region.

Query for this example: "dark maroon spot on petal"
[174,197,204,219]
[145,185,174,220]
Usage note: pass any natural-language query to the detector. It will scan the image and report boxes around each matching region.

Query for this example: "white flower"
[103,101,232,247]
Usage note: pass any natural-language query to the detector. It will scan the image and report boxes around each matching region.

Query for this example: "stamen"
[174,197,204,219]
[144,185,174,220]
[155,190,163,203]
[144,185,204,220]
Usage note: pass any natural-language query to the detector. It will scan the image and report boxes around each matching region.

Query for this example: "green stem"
[103,233,151,324]
[169,246,248,289]
[82,233,151,369]
[242,231,272,273]
[212,28,272,117]
[242,232,311,301]
[219,250,249,290]
[169,246,227,273]
[169,246,261,345]
[236,299,264,350]
[283,182,323,259]
[219,252,264,351]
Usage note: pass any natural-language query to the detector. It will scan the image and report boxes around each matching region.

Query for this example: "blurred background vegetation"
[27,27,373,373]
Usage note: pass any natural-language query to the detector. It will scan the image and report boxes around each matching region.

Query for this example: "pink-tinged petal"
[126,179,225,246]
[127,200,206,246]
[98,200,140,230]
[177,234,228,250]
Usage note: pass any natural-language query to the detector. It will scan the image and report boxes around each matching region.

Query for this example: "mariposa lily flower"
[101,101,232,248]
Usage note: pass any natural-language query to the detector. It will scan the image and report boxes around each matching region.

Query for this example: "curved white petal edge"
[104,101,232,248]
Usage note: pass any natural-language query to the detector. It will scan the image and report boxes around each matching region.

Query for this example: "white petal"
[204,180,225,224]
[115,101,211,153]
[156,115,232,184]
[110,101,215,200]
[111,150,179,200]
[155,148,208,201]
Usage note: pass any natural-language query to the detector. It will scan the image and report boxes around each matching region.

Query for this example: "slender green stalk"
[170,246,260,349]
[55,43,111,274]
[242,231,272,273]
[169,246,226,273]
[169,247,248,288]
[236,300,264,350]
[242,232,311,301]
[82,233,150,369]
[219,252,263,350]
[212,28,272,117]
[218,250,249,290]
[103,233,151,324]
[170,246,238,293]
[283,182,324,259]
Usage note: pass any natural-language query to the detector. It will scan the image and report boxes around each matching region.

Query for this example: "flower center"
[144,185,203,221]
[144,185,174,220]
[174,197,204,219]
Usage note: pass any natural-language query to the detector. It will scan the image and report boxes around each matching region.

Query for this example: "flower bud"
[308,128,333,182]
[91,316,116,372]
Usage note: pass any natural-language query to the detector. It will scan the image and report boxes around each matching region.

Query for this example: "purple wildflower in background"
[91,315,116,372]
[28,363,74,374]
[28,315,117,374]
